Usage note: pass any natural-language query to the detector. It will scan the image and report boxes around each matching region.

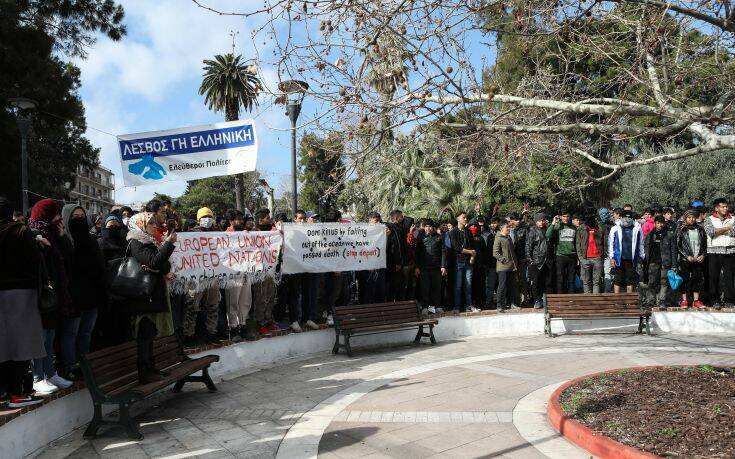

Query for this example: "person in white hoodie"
[703,198,735,309]
[608,210,645,293]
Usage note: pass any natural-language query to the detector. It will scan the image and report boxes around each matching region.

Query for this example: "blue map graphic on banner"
[127,154,167,180]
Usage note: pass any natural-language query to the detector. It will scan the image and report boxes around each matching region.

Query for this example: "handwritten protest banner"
[281,223,386,274]
[168,231,282,294]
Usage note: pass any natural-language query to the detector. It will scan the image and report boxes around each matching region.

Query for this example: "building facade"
[69,164,115,215]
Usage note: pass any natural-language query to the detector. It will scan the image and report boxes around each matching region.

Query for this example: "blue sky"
[76,0,309,205]
[76,1,493,206]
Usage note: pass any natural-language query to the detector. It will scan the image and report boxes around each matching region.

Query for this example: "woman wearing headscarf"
[126,210,177,383]
[27,198,75,394]
[0,195,46,407]
[59,204,106,379]
[96,213,129,347]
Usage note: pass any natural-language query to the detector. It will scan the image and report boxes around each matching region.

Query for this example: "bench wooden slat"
[544,293,649,337]
[339,315,429,329]
[337,310,418,322]
[349,319,438,333]
[335,304,417,316]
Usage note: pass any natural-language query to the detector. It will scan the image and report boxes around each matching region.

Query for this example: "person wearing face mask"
[97,214,130,347]
[608,210,645,293]
[182,207,222,347]
[59,204,106,379]
[126,210,177,383]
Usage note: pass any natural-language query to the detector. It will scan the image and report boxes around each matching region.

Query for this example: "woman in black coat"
[96,213,129,348]
[125,210,176,383]
[60,204,106,379]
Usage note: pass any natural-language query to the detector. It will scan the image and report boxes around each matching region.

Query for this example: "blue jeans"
[33,328,55,381]
[454,261,474,310]
[61,308,98,372]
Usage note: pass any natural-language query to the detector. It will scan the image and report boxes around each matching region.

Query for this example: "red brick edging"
[547,367,662,459]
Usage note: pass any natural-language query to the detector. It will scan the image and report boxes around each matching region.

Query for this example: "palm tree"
[199,53,263,211]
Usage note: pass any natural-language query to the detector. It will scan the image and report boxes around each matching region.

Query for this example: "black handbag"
[109,243,157,300]
[38,255,57,314]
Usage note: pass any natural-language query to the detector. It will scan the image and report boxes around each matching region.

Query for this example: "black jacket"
[480,229,497,269]
[415,232,446,269]
[449,226,473,263]
[644,229,675,270]
[676,225,707,261]
[576,223,607,260]
[98,227,127,262]
[511,223,528,261]
[386,223,403,269]
[128,239,175,315]
[525,226,549,268]
[0,220,40,290]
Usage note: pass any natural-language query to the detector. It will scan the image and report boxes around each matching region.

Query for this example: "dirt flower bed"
[559,366,735,458]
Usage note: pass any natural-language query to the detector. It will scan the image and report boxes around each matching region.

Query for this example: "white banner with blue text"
[117,120,258,186]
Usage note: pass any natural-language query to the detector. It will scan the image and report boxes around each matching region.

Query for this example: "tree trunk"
[226,105,243,212]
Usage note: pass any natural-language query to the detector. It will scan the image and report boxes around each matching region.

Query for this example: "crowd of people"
[1,192,734,409]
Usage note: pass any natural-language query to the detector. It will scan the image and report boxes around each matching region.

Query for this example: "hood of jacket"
[62,204,89,245]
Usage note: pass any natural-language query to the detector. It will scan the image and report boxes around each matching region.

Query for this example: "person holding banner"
[224,209,254,341]
[252,208,280,336]
[125,208,176,383]
[182,207,222,347]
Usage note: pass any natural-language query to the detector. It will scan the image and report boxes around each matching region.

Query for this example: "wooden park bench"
[79,335,219,440]
[544,293,650,337]
[332,300,438,357]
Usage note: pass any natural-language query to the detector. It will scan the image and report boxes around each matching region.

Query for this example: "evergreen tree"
[298,133,344,214]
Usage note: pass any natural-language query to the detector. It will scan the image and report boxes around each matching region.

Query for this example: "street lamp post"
[8,97,38,216]
[278,80,309,217]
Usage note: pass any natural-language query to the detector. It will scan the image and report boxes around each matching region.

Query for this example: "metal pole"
[287,100,302,217]
[17,118,30,216]
[291,118,297,215]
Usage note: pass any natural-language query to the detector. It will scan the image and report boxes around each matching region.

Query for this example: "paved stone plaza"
[36,334,735,458]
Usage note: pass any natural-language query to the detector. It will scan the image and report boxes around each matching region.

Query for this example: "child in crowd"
[676,209,707,309]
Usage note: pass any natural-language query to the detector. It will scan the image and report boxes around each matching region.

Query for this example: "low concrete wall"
[5,311,735,459]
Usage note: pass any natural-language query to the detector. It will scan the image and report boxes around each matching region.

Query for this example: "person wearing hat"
[546,211,577,294]
[0,195,46,407]
[676,209,707,309]
[28,198,76,395]
[182,207,222,347]
[525,213,550,309]
[703,197,735,309]
[608,210,645,293]
[576,212,606,294]
[306,210,320,223]
[97,213,130,347]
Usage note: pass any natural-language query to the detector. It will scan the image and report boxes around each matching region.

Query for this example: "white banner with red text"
[168,231,282,294]
[281,223,386,274]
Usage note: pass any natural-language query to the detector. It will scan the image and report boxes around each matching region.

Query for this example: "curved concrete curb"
[276,345,735,459]
[547,368,661,459]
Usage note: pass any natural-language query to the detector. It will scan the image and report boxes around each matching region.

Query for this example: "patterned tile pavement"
[32,333,735,458]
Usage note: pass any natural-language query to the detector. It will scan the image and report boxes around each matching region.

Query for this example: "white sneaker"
[290,321,302,332]
[468,306,481,313]
[322,310,328,319]
[305,320,320,330]
[48,373,73,389]
[326,315,334,326]
[33,379,59,395]
[427,306,437,314]
[435,307,444,314]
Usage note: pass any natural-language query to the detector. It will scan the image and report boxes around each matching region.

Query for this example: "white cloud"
[76,0,296,205]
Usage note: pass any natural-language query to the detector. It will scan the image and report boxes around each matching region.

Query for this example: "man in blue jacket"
[608,210,645,293]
